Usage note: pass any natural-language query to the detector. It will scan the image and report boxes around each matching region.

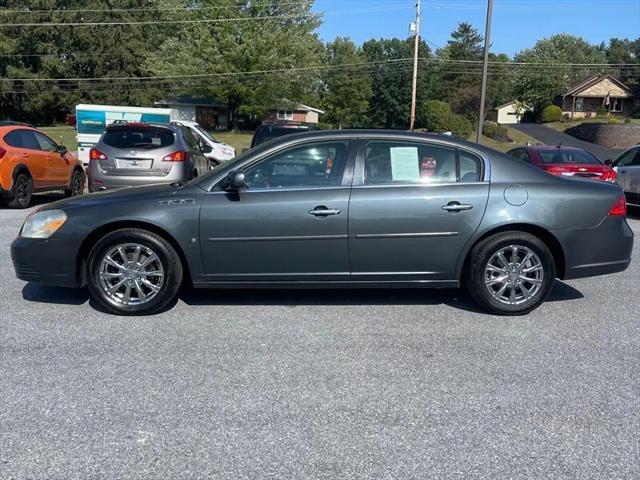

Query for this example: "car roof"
[250,129,501,157]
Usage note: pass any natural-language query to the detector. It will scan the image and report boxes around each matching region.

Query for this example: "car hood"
[37,183,204,212]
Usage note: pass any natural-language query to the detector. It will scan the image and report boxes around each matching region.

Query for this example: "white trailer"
[75,104,177,164]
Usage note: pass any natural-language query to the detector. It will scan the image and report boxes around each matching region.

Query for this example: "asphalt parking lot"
[1,195,639,479]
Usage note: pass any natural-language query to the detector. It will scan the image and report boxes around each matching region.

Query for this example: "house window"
[610,98,623,112]
[575,97,584,112]
[277,109,293,121]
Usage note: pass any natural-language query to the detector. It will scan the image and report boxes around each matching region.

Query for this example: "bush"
[420,100,473,138]
[608,116,620,125]
[540,105,563,123]
[596,106,608,117]
[482,121,510,142]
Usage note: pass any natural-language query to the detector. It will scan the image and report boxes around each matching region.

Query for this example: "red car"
[507,146,617,183]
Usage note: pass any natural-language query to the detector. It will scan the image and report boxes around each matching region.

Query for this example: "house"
[489,101,530,125]
[155,95,230,130]
[263,102,325,125]
[557,75,637,119]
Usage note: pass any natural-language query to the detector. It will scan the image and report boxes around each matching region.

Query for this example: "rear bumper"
[11,235,83,287]
[553,216,634,280]
[88,162,189,192]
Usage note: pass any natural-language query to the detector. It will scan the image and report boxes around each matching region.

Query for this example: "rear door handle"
[308,206,341,217]
[619,170,627,174]
[442,202,473,212]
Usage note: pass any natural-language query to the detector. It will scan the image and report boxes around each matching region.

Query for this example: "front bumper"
[11,235,84,287]
[554,216,634,280]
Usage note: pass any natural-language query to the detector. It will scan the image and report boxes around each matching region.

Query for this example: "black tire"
[465,231,556,316]
[87,228,183,315]
[65,168,85,197]
[7,172,33,209]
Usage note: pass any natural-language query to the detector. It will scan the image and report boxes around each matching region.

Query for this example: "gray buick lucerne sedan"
[12,130,633,316]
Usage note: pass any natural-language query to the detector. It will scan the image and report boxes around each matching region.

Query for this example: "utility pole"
[409,0,421,131]
[476,0,494,143]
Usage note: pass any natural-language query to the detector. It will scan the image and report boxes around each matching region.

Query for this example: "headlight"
[21,210,67,239]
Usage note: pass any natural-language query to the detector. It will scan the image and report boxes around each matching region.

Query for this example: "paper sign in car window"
[390,147,420,181]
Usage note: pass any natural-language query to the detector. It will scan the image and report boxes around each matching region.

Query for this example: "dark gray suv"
[88,122,210,192]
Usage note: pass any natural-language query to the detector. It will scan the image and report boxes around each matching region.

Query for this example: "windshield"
[193,125,218,143]
[538,149,601,165]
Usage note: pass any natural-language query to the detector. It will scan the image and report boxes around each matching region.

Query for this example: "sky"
[314,0,640,56]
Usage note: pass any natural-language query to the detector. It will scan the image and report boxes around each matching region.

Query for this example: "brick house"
[556,75,637,119]
[263,102,325,125]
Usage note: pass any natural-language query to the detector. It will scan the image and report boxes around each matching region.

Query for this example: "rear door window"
[102,127,175,150]
[4,129,40,150]
[363,141,482,185]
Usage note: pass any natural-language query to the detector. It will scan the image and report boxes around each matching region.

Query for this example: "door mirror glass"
[225,171,246,191]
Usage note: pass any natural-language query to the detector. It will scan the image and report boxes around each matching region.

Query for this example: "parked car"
[507,145,617,182]
[172,121,235,166]
[87,121,210,192]
[12,130,632,316]
[250,122,320,148]
[0,122,85,208]
[607,145,640,207]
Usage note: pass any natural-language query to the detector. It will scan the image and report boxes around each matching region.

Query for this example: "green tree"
[361,37,432,129]
[606,37,640,84]
[146,0,324,129]
[513,34,608,110]
[0,0,170,124]
[320,37,371,129]
[439,22,483,61]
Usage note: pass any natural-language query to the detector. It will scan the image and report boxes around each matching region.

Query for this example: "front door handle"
[308,206,341,217]
[442,202,473,212]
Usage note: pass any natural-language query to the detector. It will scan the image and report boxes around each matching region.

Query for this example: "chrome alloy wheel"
[98,243,165,306]
[484,245,544,306]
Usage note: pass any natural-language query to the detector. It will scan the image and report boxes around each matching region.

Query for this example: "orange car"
[0,122,85,208]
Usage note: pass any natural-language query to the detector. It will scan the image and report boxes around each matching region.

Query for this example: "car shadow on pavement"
[22,283,89,305]
[179,280,584,314]
[20,280,584,315]
[0,192,66,210]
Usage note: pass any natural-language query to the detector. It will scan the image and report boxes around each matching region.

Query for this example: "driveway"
[1,197,639,479]
[511,123,621,161]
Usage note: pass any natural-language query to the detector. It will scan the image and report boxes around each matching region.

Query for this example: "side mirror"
[604,159,613,166]
[225,171,246,191]
[58,145,68,156]
[200,143,212,154]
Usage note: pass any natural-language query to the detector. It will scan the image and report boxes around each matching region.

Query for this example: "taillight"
[89,148,108,161]
[608,196,627,216]
[0,146,6,159]
[162,151,188,162]
[601,169,618,183]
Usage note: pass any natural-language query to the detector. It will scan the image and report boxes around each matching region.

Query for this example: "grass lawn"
[212,131,253,152]
[474,126,539,153]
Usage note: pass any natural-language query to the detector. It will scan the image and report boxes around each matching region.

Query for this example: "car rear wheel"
[466,231,555,315]
[7,173,33,209]
[65,169,85,197]
[87,229,183,315]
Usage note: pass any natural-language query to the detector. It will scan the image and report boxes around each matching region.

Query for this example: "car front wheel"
[466,231,556,315]
[65,169,85,197]
[87,228,183,315]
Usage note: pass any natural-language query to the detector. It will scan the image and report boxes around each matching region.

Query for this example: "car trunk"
[99,125,176,176]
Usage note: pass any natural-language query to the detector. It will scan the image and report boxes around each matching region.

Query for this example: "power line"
[0,4,412,27]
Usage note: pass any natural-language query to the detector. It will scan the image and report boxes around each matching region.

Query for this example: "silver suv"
[88,122,210,192]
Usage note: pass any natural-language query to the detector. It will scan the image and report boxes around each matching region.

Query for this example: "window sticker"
[390,147,420,181]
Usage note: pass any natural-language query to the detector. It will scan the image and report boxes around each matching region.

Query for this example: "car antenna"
[557,142,562,148]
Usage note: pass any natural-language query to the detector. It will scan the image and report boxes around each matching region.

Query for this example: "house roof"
[563,74,633,98]
[154,94,227,107]
[273,99,324,114]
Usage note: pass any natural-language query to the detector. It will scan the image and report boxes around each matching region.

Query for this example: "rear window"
[102,127,175,150]
[252,125,312,147]
[538,149,601,165]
